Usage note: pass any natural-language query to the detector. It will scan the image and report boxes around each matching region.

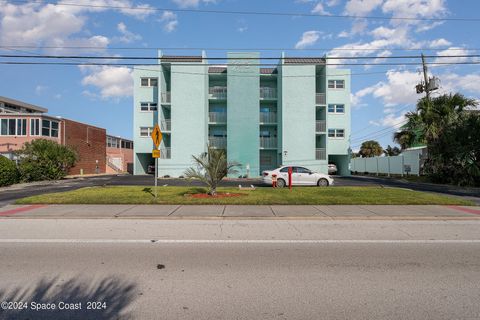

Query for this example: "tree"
[16,139,78,181]
[184,146,241,195]
[358,140,383,158]
[394,93,479,186]
[383,145,401,156]
[0,156,20,187]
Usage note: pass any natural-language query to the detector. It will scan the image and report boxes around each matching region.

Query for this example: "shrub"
[0,156,20,187]
[16,139,78,182]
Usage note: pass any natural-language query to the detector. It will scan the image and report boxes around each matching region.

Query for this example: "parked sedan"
[262,166,334,187]
[328,163,338,175]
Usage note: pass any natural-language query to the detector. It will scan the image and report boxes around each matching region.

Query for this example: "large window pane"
[8,119,16,135]
[150,78,158,87]
[42,119,50,136]
[141,78,149,86]
[1,119,7,135]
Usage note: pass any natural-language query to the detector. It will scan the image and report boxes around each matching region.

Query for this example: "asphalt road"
[1,219,480,319]
[0,174,478,207]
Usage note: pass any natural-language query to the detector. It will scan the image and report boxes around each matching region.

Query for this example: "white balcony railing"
[316,120,326,133]
[208,136,227,149]
[316,93,326,105]
[209,112,227,123]
[260,87,277,100]
[209,87,227,100]
[316,148,326,160]
[260,112,277,123]
[260,137,277,149]
[162,92,171,103]
[160,119,171,132]
[160,147,171,159]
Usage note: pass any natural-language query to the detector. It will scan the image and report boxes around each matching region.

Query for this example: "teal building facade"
[133,52,351,177]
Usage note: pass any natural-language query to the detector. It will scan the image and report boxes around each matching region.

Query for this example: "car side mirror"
[309,172,313,175]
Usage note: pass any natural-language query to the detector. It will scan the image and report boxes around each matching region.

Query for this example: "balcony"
[209,112,227,123]
[208,136,227,149]
[316,93,326,105]
[160,147,171,159]
[161,92,171,104]
[160,119,171,132]
[260,137,277,149]
[316,148,326,160]
[315,120,326,133]
[260,87,277,100]
[260,112,277,124]
[209,87,227,100]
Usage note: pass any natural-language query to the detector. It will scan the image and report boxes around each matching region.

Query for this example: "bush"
[16,139,78,182]
[0,156,20,187]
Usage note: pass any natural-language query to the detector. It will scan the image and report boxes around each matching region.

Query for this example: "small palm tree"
[383,145,401,156]
[359,140,383,158]
[184,146,240,196]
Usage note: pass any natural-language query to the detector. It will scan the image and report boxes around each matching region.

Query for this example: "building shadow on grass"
[0,275,137,320]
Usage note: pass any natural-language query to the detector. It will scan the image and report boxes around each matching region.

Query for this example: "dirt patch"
[186,193,246,199]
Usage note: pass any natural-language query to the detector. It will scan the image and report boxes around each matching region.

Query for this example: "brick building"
[106,135,134,173]
[0,96,130,175]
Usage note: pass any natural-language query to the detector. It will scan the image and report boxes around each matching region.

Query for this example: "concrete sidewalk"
[0,204,479,219]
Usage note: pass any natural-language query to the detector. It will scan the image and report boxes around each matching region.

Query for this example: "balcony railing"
[316,93,326,105]
[160,119,171,132]
[209,87,227,100]
[209,112,227,123]
[208,136,227,149]
[260,112,277,123]
[161,92,171,104]
[260,137,277,149]
[316,148,326,160]
[160,147,171,159]
[316,120,326,133]
[260,87,277,100]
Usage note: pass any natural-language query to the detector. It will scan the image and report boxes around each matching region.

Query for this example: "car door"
[278,167,290,184]
[295,167,315,185]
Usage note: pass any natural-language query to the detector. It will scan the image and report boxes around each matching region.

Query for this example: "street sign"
[151,124,162,149]
[152,149,160,158]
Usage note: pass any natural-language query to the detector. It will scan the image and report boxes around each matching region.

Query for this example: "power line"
[351,105,413,135]
[351,119,408,142]
[2,54,480,60]
[1,45,478,52]
[7,0,480,22]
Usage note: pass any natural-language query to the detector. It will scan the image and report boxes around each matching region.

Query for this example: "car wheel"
[276,178,286,188]
[317,178,329,187]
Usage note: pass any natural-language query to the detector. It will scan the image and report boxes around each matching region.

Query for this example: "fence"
[350,147,426,176]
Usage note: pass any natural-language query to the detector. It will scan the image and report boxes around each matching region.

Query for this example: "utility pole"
[421,53,430,101]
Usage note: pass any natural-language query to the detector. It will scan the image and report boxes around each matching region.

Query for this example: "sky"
[0,0,479,151]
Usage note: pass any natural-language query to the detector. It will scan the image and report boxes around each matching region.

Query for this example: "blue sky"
[0,0,479,151]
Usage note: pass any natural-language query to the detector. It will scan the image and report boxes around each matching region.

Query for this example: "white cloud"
[171,0,219,8]
[35,85,48,95]
[114,22,142,43]
[434,47,473,64]
[159,11,179,32]
[312,3,330,15]
[344,0,383,16]
[295,30,322,49]
[429,38,451,48]
[326,0,341,6]
[81,66,133,100]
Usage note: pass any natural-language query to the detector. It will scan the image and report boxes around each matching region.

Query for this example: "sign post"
[151,124,162,199]
[288,166,292,191]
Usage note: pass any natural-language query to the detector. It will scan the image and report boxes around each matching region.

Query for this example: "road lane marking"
[0,205,47,216]
[0,239,480,244]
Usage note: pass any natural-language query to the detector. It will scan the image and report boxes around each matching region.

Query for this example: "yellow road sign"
[151,124,162,149]
[152,149,160,158]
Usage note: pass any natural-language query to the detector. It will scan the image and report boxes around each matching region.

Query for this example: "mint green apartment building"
[133,52,351,177]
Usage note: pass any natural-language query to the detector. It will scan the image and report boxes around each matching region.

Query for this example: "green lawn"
[15,186,474,205]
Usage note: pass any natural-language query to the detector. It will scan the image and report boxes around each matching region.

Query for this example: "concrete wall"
[227,52,260,177]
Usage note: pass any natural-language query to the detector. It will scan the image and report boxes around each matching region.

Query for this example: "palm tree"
[359,140,383,158]
[184,146,240,195]
[383,145,401,156]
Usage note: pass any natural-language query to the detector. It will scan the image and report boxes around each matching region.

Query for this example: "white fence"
[350,147,426,176]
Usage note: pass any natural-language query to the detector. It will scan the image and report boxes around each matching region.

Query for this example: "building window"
[41,119,59,137]
[328,80,345,89]
[121,140,133,149]
[30,118,40,136]
[0,118,26,136]
[328,128,345,138]
[260,130,271,137]
[140,102,158,111]
[328,104,345,114]
[140,127,153,137]
[140,78,158,87]
[107,136,121,148]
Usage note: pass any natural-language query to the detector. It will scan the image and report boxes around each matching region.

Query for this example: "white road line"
[0,239,480,244]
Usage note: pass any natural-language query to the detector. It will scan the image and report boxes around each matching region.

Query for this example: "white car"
[262,166,334,187]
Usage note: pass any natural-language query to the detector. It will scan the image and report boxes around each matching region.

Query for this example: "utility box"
[428,77,440,91]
